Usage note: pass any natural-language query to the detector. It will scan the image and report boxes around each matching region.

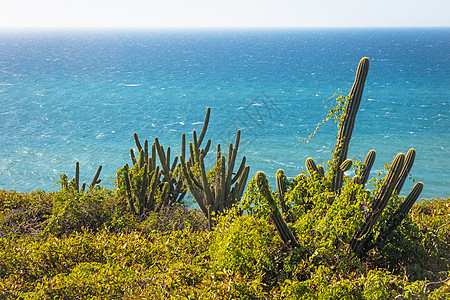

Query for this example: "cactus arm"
[74,161,80,191]
[138,164,148,215]
[130,148,137,166]
[166,147,171,171]
[197,107,210,146]
[133,132,143,154]
[360,150,376,186]
[306,157,323,178]
[350,153,405,257]
[213,156,226,212]
[199,155,214,208]
[234,165,250,202]
[276,169,289,213]
[144,139,149,164]
[88,165,102,193]
[371,182,423,250]
[231,156,247,185]
[180,154,208,215]
[255,171,299,248]
[151,143,156,172]
[155,137,172,180]
[156,182,170,212]
[227,130,241,182]
[393,148,416,195]
[171,156,178,172]
[340,159,353,172]
[202,139,212,159]
[123,164,136,215]
[146,166,160,212]
[138,149,145,169]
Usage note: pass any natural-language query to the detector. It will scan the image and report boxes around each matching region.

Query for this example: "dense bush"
[0,188,449,298]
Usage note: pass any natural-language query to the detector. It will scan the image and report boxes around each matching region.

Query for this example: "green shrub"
[0,190,53,236]
[210,211,283,282]
[43,188,123,237]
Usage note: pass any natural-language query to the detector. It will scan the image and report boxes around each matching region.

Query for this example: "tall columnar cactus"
[180,108,250,229]
[331,57,370,193]
[245,58,423,260]
[255,171,300,248]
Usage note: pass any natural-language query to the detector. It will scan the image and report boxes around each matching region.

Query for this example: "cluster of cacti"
[350,149,423,257]
[59,161,102,194]
[118,132,186,216]
[180,107,250,229]
[248,58,423,258]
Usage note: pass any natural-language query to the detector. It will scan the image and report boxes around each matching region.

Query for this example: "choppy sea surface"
[0,28,448,199]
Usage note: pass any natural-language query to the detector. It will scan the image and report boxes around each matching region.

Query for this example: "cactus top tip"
[255,171,266,178]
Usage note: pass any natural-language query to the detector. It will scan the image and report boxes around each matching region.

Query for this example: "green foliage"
[0,190,53,237]
[210,211,283,280]
[43,188,121,237]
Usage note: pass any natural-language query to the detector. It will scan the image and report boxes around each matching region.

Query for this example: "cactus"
[305,157,323,179]
[350,153,406,257]
[180,108,250,229]
[393,148,416,195]
[118,131,187,216]
[154,137,187,206]
[370,181,424,250]
[340,159,353,172]
[87,165,102,193]
[276,169,294,223]
[359,150,376,186]
[331,57,370,194]
[74,161,80,191]
[255,171,299,248]
[60,161,102,193]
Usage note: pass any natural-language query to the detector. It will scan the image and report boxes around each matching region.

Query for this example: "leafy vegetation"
[0,188,448,299]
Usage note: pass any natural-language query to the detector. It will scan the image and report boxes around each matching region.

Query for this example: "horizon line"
[0,25,449,32]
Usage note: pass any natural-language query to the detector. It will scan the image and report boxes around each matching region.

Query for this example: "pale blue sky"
[1,0,449,28]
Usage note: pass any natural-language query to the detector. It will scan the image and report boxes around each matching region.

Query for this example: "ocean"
[0,28,448,199]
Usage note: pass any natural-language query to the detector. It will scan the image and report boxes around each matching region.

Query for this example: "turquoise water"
[0,28,448,198]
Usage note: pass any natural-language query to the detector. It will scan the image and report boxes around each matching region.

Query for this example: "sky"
[0,0,449,29]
